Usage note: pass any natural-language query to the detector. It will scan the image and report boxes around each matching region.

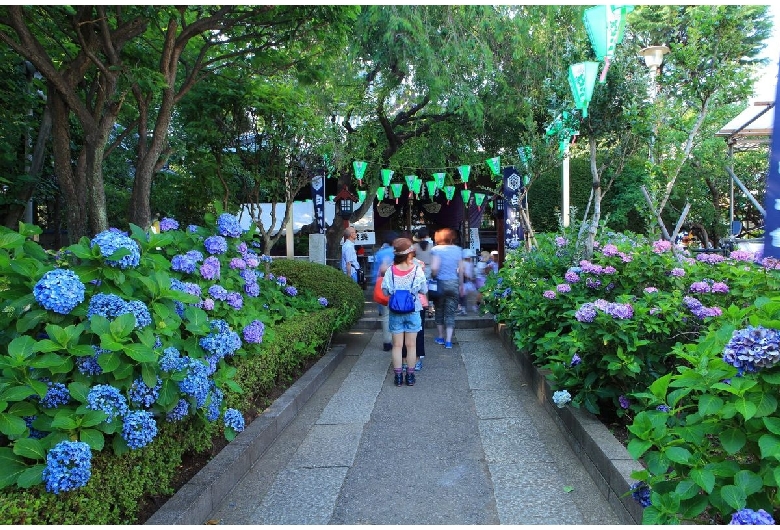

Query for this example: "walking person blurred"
[372,232,397,352]
[341,226,361,283]
[382,238,428,386]
[430,228,463,349]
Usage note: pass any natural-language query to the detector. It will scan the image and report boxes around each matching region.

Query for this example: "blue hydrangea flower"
[200,256,221,280]
[42,440,92,494]
[205,386,224,422]
[166,399,190,422]
[171,254,198,274]
[24,415,46,439]
[318,297,328,307]
[570,354,581,367]
[204,235,228,255]
[187,224,199,233]
[124,299,152,329]
[226,292,243,310]
[208,285,228,301]
[729,508,775,525]
[216,213,243,238]
[33,268,86,314]
[91,230,141,269]
[76,346,108,375]
[159,217,179,232]
[229,257,247,270]
[159,347,186,372]
[179,357,211,407]
[656,404,670,412]
[630,481,652,507]
[243,320,265,344]
[619,395,630,409]
[224,408,245,432]
[41,381,70,409]
[128,377,162,408]
[552,389,571,408]
[86,384,129,423]
[200,298,215,310]
[87,294,151,329]
[575,303,598,323]
[244,282,260,297]
[285,286,298,297]
[122,410,158,449]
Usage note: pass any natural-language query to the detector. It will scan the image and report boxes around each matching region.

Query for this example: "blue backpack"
[388,267,417,314]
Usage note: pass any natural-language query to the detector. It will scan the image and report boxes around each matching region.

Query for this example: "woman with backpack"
[381,237,428,387]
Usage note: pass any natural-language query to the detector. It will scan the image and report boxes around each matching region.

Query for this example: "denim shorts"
[388,310,422,334]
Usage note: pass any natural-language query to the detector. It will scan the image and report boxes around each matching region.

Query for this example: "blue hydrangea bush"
[482,228,780,523]
[0,209,328,500]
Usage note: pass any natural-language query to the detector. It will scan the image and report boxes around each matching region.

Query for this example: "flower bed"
[481,230,780,524]
[0,209,363,524]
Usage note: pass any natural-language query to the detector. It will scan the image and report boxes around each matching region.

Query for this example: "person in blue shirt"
[341,226,360,282]
[430,227,464,349]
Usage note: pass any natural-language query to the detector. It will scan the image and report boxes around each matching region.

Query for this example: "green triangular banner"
[474,192,486,208]
[443,185,456,204]
[390,183,404,203]
[486,157,501,176]
[380,168,393,187]
[405,175,416,189]
[376,187,386,201]
[353,161,367,181]
[411,177,422,195]
[357,190,367,204]
[426,180,437,199]
[458,165,471,183]
[433,172,446,188]
[460,189,471,204]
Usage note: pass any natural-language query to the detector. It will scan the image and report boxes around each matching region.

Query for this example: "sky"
[753,3,780,101]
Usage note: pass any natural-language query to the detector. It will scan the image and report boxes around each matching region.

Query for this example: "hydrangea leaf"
[13,438,46,460]
[15,309,48,334]
[109,313,136,340]
[734,397,758,421]
[68,382,90,404]
[157,380,180,408]
[758,433,780,460]
[16,464,45,488]
[0,385,37,402]
[80,410,109,428]
[0,231,26,249]
[124,344,157,363]
[719,428,746,454]
[96,351,121,373]
[690,468,715,494]
[734,470,763,496]
[0,412,27,436]
[664,446,692,464]
[0,448,27,488]
[7,335,36,362]
[79,428,105,451]
[720,484,746,511]
[141,363,158,388]
[50,412,78,431]
[763,416,780,436]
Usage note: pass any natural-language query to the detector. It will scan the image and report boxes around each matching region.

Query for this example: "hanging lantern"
[568,62,599,118]
[458,165,471,189]
[425,180,437,199]
[443,185,456,205]
[357,190,367,204]
[328,195,335,201]
[433,172,446,189]
[411,177,422,196]
[460,189,471,204]
[380,168,393,187]
[486,157,501,177]
[475,192,486,210]
[353,161,368,184]
[405,175,416,198]
[583,5,634,83]
[390,183,404,204]
[376,187,386,201]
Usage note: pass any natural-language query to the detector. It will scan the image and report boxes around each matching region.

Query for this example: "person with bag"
[372,232,396,351]
[430,228,464,349]
[381,237,427,387]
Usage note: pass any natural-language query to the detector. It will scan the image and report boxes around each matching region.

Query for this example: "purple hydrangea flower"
[200,298,215,310]
[243,320,265,344]
[670,268,685,277]
[187,224,199,233]
[575,303,598,323]
[722,326,780,374]
[711,282,729,293]
[244,282,260,297]
[729,508,775,525]
[226,292,244,310]
[729,250,755,262]
[697,253,725,265]
[652,240,672,254]
[565,271,580,283]
[601,244,619,257]
[318,297,329,307]
[689,281,711,294]
[619,252,633,263]
[644,287,658,294]
[200,256,221,280]
[556,283,571,293]
[619,395,630,409]
[543,290,556,299]
[285,286,298,297]
[555,236,568,247]
[159,217,179,232]
[204,235,228,255]
[630,481,652,507]
[570,354,581,367]
[229,257,247,270]
[605,302,633,319]
[208,285,228,301]
[585,277,602,289]
[603,266,617,275]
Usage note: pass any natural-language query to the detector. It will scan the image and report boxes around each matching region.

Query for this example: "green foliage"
[0,212,355,523]
[483,226,780,522]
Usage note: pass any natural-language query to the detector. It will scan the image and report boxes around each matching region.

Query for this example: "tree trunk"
[584,136,601,259]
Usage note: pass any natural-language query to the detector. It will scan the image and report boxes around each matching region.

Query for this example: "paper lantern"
[443,185,456,205]
[357,190,367,204]
[458,165,471,189]
[486,157,501,177]
[328,195,335,201]
[433,172,446,189]
[583,5,634,83]
[425,180,437,199]
[405,175,416,198]
[390,183,404,204]
[460,189,471,204]
[568,62,599,118]
[474,192,486,210]
[353,161,367,184]
[376,187,386,201]
[411,177,422,195]
[380,168,393,187]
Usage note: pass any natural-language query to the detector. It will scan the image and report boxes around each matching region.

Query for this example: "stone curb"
[145,343,347,525]
[496,323,645,524]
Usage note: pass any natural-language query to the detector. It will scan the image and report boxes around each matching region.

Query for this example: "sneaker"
[415,359,423,371]
[394,372,404,386]
[405,371,416,386]
[383,342,392,351]
[456,308,467,316]
[445,341,453,349]
[434,337,445,346]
